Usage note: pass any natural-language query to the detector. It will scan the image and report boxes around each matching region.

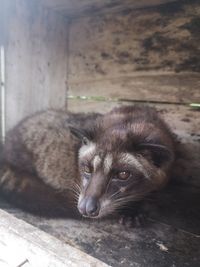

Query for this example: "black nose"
[78,196,100,217]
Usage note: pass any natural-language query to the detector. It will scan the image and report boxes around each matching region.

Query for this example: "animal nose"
[78,196,100,217]
[86,196,100,216]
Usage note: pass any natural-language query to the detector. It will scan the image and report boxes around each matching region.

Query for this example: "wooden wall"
[3,0,200,128]
[3,0,69,130]
[67,0,200,105]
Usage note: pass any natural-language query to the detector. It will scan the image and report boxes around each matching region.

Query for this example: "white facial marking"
[83,177,88,187]
[93,155,102,171]
[100,198,111,209]
[120,153,149,179]
[103,153,113,174]
[79,142,96,159]
[78,193,84,206]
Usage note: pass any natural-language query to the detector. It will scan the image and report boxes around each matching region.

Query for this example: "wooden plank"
[41,0,176,17]
[69,0,200,80]
[68,0,200,103]
[0,0,6,45]
[5,0,69,130]
[68,73,200,104]
[68,98,118,114]
[0,209,110,267]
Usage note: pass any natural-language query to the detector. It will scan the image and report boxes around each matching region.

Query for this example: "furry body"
[0,111,100,216]
[0,106,176,218]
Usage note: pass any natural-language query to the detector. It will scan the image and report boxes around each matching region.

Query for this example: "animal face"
[77,141,156,218]
[69,105,174,218]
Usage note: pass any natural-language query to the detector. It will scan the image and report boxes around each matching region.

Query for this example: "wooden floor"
[1,182,200,267]
[0,209,109,267]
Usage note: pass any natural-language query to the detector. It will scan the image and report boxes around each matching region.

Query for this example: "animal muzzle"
[78,196,100,217]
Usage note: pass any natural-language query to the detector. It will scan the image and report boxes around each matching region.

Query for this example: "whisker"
[110,189,121,200]
[111,194,144,208]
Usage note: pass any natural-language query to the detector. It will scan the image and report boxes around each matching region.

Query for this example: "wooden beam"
[0,209,110,267]
[0,0,6,45]
[68,73,200,104]
[5,0,69,130]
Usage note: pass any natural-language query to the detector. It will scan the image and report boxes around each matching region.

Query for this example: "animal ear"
[69,126,91,145]
[138,143,173,167]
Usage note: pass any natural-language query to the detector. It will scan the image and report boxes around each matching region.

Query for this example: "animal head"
[70,107,174,218]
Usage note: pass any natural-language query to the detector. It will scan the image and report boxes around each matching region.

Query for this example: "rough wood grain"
[68,72,200,104]
[68,0,200,103]
[69,1,200,80]
[5,0,68,130]
[0,209,110,267]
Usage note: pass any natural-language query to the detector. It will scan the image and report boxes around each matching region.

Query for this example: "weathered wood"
[5,0,69,130]
[68,0,200,103]
[68,73,200,104]
[69,0,200,78]
[42,0,176,17]
[0,209,110,267]
[0,1,6,45]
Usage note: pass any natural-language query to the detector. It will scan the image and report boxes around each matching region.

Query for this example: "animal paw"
[118,213,146,228]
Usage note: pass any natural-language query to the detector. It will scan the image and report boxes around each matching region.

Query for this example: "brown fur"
[76,105,176,218]
[0,110,100,216]
[0,106,176,218]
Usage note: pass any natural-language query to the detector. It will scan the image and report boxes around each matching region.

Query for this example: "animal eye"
[117,171,131,180]
[83,165,92,175]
